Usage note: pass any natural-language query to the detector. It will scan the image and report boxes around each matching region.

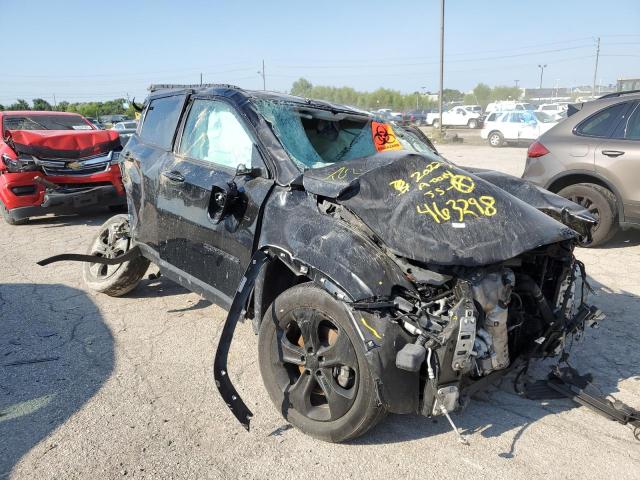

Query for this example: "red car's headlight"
[1,153,39,173]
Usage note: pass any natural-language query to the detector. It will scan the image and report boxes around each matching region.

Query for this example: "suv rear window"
[576,102,628,138]
[140,95,184,149]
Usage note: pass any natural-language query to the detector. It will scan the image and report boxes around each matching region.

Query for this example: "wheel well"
[253,257,310,328]
[546,174,611,194]
[546,173,623,219]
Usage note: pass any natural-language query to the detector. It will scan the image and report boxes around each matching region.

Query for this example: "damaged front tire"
[258,283,385,443]
[82,214,150,296]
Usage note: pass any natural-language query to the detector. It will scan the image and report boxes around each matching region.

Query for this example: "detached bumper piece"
[9,184,125,221]
[526,366,640,441]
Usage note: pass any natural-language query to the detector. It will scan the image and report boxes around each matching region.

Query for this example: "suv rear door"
[594,100,640,223]
[124,93,188,251]
[155,97,273,307]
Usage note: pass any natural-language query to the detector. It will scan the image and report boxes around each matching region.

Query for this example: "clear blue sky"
[2,0,639,105]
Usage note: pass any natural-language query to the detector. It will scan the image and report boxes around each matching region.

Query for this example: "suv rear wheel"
[82,214,150,296]
[557,183,618,247]
[468,118,478,129]
[258,283,385,442]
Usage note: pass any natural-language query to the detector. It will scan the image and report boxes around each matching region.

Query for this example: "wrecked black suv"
[41,84,606,442]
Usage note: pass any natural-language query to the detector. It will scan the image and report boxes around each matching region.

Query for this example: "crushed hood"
[6,129,121,159]
[303,151,595,267]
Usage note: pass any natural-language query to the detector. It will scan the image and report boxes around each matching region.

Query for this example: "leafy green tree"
[0,104,4,111]
[471,83,492,108]
[291,78,313,97]
[490,86,522,102]
[442,89,463,103]
[32,98,53,111]
[56,101,70,112]
[9,99,30,110]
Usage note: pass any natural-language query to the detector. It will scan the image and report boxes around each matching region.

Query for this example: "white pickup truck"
[426,106,483,128]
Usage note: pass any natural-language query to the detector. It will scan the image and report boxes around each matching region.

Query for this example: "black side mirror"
[210,181,239,224]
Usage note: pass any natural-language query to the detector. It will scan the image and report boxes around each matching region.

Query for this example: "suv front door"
[595,101,640,223]
[156,97,274,307]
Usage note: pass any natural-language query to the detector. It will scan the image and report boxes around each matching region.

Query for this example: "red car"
[0,111,127,225]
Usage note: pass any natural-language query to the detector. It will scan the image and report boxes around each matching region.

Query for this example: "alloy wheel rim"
[271,308,358,422]
[88,224,129,279]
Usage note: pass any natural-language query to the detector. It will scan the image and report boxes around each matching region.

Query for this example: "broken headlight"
[1,153,39,173]
[109,151,122,165]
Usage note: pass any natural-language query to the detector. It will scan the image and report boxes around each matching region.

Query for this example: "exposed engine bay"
[346,223,603,435]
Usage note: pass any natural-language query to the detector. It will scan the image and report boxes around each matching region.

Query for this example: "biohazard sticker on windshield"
[372,122,403,152]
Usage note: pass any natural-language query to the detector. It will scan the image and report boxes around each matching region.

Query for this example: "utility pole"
[438,0,445,137]
[592,37,600,100]
[514,80,519,88]
[53,94,57,110]
[538,64,547,89]
[200,72,203,86]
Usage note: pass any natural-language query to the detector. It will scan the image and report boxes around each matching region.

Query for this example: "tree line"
[0,98,136,118]
[0,81,525,116]
[290,78,523,111]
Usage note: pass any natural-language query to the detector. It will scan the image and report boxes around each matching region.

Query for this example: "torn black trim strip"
[37,246,141,266]
[213,250,269,431]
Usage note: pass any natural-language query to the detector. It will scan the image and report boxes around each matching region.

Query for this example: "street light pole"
[438,0,445,137]
[538,64,547,90]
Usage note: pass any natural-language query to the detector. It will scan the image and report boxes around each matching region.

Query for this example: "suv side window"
[612,103,640,140]
[140,95,185,149]
[575,102,629,138]
[178,99,253,169]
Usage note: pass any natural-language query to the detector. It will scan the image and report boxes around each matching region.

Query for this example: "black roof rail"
[148,83,242,92]
[597,89,640,100]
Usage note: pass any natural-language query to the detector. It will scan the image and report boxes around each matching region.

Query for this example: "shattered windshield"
[255,99,437,169]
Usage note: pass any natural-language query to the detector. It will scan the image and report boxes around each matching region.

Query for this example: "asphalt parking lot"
[1,143,639,480]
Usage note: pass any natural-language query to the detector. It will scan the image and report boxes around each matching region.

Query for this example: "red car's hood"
[5,129,121,159]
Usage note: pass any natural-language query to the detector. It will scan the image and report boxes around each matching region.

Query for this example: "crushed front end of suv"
[40,85,609,442]
[0,111,126,224]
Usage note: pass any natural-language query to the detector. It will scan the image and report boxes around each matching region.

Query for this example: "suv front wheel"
[258,283,385,442]
[557,183,618,247]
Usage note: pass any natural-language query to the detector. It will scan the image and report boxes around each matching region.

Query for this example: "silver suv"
[522,91,640,246]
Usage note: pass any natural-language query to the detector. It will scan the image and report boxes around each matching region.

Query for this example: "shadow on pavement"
[0,283,114,478]
[352,277,639,450]
[592,228,640,249]
[26,209,113,228]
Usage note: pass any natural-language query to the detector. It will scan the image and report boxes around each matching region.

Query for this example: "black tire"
[557,183,618,247]
[488,131,504,147]
[0,200,28,225]
[82,214,150,296]
[258,283,385,442]
[468,118,478,129]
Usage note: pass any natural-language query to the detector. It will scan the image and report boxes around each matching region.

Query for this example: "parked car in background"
[0,111,126,225]
[481,110,557,147]
[402,109,429,125]
[463,105,482,114]
[485,101,536,116]
[111,120,138,145]
[426,105,482,128]
[86,117,105,129]
[522,91,640,246]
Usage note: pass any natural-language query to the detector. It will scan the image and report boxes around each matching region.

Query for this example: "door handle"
[602,150,625,158]
[162,170,185,183]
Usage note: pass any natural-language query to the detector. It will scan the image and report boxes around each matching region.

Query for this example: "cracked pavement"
[1,144,639,479]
